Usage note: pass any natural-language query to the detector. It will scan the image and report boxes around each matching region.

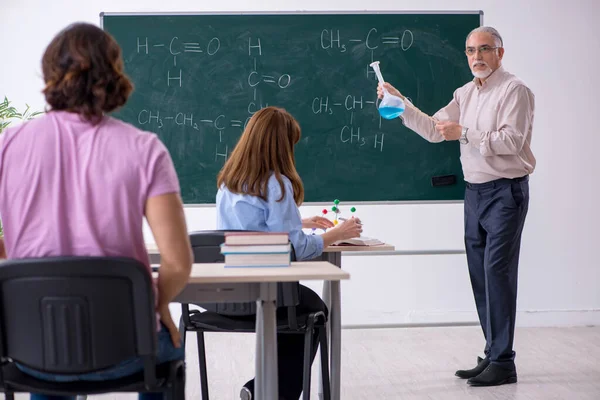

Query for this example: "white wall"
[1,0,598,327]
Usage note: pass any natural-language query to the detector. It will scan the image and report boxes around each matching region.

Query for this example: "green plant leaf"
[0,96,44,134]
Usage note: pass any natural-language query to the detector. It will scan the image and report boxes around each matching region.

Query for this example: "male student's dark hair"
[41,22,133,124]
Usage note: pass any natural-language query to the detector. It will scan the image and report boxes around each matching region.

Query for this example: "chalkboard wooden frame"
[101,11,483,17]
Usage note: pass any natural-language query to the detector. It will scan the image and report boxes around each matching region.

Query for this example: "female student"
[216,106,362,400]
[0,22,192,400]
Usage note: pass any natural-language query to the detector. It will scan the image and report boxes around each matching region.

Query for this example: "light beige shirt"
[400,66,536,184]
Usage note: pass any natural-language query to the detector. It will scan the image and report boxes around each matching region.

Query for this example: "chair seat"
[187,309,326,333]
[1,360,184,396]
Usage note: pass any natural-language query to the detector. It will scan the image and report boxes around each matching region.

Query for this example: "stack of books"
[221,232,291,268]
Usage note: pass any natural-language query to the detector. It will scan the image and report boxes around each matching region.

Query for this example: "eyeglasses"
[465,45,501,56]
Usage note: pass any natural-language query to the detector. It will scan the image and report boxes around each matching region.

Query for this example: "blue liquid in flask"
[378,105,405,119]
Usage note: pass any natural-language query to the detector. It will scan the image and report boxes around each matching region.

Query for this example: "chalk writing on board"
[138,109,249,162]
[401,30,414,51]
[312,95,378,115]
[167,70,182,87]
[248,70,291,89]
[137,110,251,132]
[247,102,269,115]
[339,112,385,151]
[137,36,221,86]
[249,37,262,56]
[314,23,396,152]
[320,28,414,53]
[138,110,201,130]
[245,57,281,117]
[133,26,412,157]
[216,144,228,161]
[137,36,221,56]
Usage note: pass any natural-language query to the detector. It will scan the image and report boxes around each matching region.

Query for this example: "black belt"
[465,175,528,190]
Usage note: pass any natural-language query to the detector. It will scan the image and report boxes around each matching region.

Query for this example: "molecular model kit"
[312,199,357,235]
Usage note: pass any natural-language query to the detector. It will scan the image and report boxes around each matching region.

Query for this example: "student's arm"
[265,178,323,260]
[265,178,362,260]
[146,193,192,309]
[379,83,460,143]
[146,193,192,347]
[143,135,192,346]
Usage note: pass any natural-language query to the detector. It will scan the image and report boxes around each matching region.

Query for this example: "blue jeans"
[18,324,185,400]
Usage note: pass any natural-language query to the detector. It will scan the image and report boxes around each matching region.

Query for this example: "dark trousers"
[243,285,328,400]
[464,176,529,369]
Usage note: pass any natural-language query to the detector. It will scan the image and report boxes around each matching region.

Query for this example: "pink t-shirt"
[0,111,180,272]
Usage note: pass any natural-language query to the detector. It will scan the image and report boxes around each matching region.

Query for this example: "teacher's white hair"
[466,26,503,47]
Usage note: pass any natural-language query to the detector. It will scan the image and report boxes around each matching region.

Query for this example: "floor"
[10,326,600,400]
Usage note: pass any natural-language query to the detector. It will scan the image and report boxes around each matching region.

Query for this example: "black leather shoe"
[240,387,252,400]
[467,363,517,386]
[455,356,490,379]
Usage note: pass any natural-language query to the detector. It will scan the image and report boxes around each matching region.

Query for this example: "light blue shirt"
[216,174,324,261]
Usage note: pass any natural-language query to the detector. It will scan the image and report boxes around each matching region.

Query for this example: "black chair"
[0,257,185,400]
[179,230,330,400]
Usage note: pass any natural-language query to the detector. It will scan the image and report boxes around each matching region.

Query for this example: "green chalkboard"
[101,12,481,203]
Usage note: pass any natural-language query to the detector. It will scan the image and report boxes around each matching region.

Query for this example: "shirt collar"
[473,65,505,89]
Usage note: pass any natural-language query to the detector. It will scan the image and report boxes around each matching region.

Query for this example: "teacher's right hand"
[377,82,403,99]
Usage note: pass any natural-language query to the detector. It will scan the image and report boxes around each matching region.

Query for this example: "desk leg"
[255,282,278,400]
[330,280,341,400]
[255,297,264,400]
[318,251,341,400]
[319,280,331,400]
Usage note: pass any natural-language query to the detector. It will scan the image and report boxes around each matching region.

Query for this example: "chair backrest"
[189,230,300,316]
[0,257,157,381]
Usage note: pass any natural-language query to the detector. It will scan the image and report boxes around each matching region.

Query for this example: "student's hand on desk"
[377,82,403,99]
[302,216,334,230]
[332,218,363,240]
[157,304,182,348]
[320,217,362,246]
